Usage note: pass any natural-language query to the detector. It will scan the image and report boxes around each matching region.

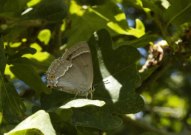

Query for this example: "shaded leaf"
[164,0,191,26]
[10,47,37,59]
[0,0,28,17]
[76,0,106,6]
[141,0,165,17]
[5,110,56,135]
[73,107,122,130]
[116,34,159,48]
[77,127,101,135]
[23,0,68,22]
[10,63,48,94]
[141,132,161,135]
[0,37,6,74]
[41,90,74,110]
[49,109,77,134]
[90,29,144,113]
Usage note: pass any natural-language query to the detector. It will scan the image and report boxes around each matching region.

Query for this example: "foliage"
[0,0,191,134]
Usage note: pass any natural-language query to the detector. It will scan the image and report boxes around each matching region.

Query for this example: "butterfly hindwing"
[46,41,93,96]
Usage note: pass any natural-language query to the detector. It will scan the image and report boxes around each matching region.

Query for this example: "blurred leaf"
[10,47,37,59]
[73,107,122,130]
[0,112,2,125]
[37,29,51,45]
[27,0,41,7]
[116,34,159,48]
[76,0,106,6]
[0,72,25,123]
[0,0,28,17]
[5,110,56,135]
[127,19,145,38]
[164,0,191,26]
[10,62,48,94]
[5,129,44,135]
[77,127,100,135]
[23,0,68,22]
[141,0,165,17]
[0,37,6,74]
[66,0,129,45]
[60,99,105,109]
[141,132,161,135]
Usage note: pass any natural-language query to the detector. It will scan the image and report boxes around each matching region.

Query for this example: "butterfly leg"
[87,87,95,99]
[74,90,79,99]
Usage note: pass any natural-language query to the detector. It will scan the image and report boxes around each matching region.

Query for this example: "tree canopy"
[1,0,191,135]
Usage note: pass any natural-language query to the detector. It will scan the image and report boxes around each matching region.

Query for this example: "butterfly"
[46,41,94,98]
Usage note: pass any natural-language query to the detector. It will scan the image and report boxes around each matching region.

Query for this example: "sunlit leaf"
[38,29,51,45]
[66,0,129,45]
[60,99,105,109]
[127,19,145,38]
[5,110,56,135]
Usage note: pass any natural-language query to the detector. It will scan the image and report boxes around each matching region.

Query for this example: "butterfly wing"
[58,42,93,96]
[46,42,93,96]
[46,58,72,88]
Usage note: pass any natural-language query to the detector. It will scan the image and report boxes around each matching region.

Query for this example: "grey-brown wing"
[46,41,93,96]
[57,48,93,96]
[62,41,90,60]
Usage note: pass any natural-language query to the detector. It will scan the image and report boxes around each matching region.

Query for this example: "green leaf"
[0,37,6,74]
[141,132,161,135]
[141,0,165,17]
[60,99,105,109]
[0,72,25,123]
[37,29,51,45]
[0,0,28,17]
[73,107,122,130]
[23,0,68,22]
[10,47,37,59]
[76,0,107,6]
[116,34,159,48]
[5,129,44,135]
[127,19,145,38]
[66,0,129,45]
[89,29,144,114]
[10,62,48,94]
[41,90,74,110]
[5,110,56,135]
[164,0,191,26]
